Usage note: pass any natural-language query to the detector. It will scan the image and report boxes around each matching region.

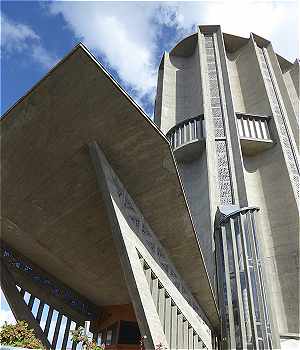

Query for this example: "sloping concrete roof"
[1,44,219,329]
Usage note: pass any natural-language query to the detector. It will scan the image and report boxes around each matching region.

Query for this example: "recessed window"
[118,320,140,344]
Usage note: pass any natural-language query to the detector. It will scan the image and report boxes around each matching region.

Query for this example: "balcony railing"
[166,115,205,162]
[236,113,273,155]
[167,115,205,149]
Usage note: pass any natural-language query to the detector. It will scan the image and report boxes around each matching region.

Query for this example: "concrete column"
[89,141,168,349]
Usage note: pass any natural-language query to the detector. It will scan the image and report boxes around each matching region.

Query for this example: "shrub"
[70,326,104,350]
[0,320,45,349]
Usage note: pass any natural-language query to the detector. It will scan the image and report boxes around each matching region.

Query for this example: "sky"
[0,0,299,348]
[1,0,299,117]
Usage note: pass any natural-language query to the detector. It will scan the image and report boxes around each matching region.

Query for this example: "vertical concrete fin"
[138,253,211,348]
[89,141,213,349]
[88,141,167,349]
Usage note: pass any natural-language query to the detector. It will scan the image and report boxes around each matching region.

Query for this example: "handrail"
[218,206,260,225]
[166,114,204,137]
[236,112,271,120]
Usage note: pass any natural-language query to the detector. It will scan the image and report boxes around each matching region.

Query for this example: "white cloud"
[47,1,298,114]
[165,1,299,61]
[48,2,161,105]
[0,309,16,327]
[0,290,16,327]
[1,13,57,69]
[0,13,39,52]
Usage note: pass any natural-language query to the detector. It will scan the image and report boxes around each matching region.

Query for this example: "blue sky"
[1,1,299,118]
[0,0,299,345]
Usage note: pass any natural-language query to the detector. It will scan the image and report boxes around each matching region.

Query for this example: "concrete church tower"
[2,24,299,350]
[154,25,299,349]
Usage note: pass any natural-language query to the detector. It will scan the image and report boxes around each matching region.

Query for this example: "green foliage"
[0,321,45,349]
[70,326,104,350]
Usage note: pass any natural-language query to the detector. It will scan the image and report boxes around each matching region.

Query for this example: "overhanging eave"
[1,44,220,329]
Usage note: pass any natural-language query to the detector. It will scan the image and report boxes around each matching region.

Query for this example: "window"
[106,330,112,346]
[97,332,103,346]
[118,321,140,344]
[106,323,117,346]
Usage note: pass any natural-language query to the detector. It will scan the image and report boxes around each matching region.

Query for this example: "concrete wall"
[155,27,299,343]
[228,35,299,336]
[157,41,203,134]
[284,65,299,117]
[283,61,299,144]
[243,144,299,335]
[177,153,213,287]
[228,40,272,116]
[226,52,246,113]
[154,34,215,288]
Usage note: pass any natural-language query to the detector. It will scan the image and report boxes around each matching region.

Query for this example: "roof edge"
[1,43,84,121]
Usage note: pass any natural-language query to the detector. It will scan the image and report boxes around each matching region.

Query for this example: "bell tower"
[155,25,299,349]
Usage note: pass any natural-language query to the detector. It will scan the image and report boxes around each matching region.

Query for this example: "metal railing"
[215,207,273,350]
[167,115,205,150]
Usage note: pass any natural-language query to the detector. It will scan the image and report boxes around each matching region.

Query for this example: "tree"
[0,321,45,349]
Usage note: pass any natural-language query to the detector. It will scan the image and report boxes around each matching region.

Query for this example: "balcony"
[236,113,273,156]
[167,115,205,162]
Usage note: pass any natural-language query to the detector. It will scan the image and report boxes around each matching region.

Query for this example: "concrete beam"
[1,242,98,323]
[0,262,52,350]
[89,141,168,349]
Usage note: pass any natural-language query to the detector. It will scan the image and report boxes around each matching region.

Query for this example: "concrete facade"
[1,25,298,350]
[154,25,299,349]
[1,43,218,349]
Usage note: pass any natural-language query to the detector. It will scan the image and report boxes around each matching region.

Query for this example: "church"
[1,25,299,349]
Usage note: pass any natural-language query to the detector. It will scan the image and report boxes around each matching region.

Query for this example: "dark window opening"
[118,320,140,344]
